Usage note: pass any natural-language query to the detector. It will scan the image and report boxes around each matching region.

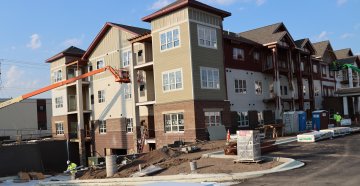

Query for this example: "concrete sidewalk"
[38,156,304,186]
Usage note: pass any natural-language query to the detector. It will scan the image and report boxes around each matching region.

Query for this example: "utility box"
[312,110,329,130]
[298,111,307,132]
[236,130,261,161]
[283,112,299,134]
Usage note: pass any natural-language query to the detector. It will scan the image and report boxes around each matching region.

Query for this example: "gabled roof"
[223,31,262,46]
[336,56,359,65]
[334,48,354,59]
[312,40,331,58]
[46,46,85,63]
[294,38,316,54]
[239,22,295,46]
[142,0,231,22]
[82,22,150,60]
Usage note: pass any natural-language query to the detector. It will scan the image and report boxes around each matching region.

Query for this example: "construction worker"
[66,160,77,180]
[334,112,342,127]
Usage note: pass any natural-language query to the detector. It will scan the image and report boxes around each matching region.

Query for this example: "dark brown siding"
[36,99,47,130]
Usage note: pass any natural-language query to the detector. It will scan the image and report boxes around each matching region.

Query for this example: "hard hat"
[67,160,70,165]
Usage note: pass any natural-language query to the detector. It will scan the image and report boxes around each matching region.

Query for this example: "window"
[237,112,249,127]
[122,51,132,67]
[97,59,104,69]
[266,55,273,69]
[329,70,335,77]
[235,79,246,94]
[53,69,62,82]
[99,120,106,134]
[313,65,318,73]
[91,94,94,105]
[303,85,306,96]
[124,85,131,99]
[200,67,220,89]
[162,69,182,91]
[322,66,327,76]
[204,112,222,127]
[258,112,264,125]
[284,86,288,95]
[253,52,260,61]
[255,81,262,95]
[98,90,105,103]
[160,27,180,51]
[314,87,320,96]
[300,62,304,71]
[197,25,217,49]
[140,84,145,97]
[55,122,64,135]
[280,86,283,95]
[233,48,244,61]
[164,113,184,132]
[55,97,63,108]
[126,118,133,133]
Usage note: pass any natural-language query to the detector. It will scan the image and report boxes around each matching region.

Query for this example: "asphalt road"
[237,133,360,186]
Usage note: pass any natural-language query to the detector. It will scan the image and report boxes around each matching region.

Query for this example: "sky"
[0,0,359,99]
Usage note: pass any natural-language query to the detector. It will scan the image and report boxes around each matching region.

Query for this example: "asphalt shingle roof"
[312,40,330,58]
[239,22,290,45]
[334,48,353,59]
[109,22,150,35]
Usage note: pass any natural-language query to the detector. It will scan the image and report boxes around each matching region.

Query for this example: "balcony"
[68,95,77,112]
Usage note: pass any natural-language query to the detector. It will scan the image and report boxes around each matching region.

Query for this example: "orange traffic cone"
[226,129,230,142]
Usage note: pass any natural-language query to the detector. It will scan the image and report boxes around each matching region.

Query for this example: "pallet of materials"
[320,127,351,137]
[350,127,360,133]
[297,131,332,142]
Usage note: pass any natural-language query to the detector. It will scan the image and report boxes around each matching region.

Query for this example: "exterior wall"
[94,118,135,156]
[151,8,193,104]
[0,99,52,139]
[51,115,68,140]
[52,87,68,116]
[153,100,230,148]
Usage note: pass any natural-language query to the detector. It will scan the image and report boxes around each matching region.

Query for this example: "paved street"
[238,133,360,186]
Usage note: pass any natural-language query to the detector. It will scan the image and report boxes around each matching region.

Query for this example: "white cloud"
[340,33,354,39]
[255,0,266,6]
[62,35,85,47]
[4,66,24,88]
[149,0,173,10]
[314,31,329,41]
[337,0,347,6]
[26,34,42,49]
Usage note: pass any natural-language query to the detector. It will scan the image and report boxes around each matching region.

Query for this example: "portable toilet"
[283,111,299,134]
[312,110,329,130]
[298,111,307,132]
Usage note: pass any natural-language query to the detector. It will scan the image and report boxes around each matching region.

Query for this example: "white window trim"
[162,68,183,93]
[99,120,106,134]
[233,48,245,61]
[55,97,63,108]
[197,24,217,49]
[237,112,249,127]
[98,90,105,103]
[164,112,185,133]
[126,118,133,133]
[55,122,64,135]
[255,80,263,95]
[235,79,247,94]
[96,59,105,69]
[53,69,62,83]
[205,111,222,127]
[200,67,220,89]
[124,85,132,100]
[159,26,181,52]
[122,50,132,67]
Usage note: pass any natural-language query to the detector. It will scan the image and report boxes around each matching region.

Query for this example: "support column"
[272,47,282,121]
[343,96,349,117]
[130,42,140,153]
[76,67,86,166]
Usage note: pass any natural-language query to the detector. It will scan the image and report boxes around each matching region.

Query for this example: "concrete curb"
[38,156,304,186]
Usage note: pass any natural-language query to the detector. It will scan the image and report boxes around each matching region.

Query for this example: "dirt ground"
[80,140,281,179]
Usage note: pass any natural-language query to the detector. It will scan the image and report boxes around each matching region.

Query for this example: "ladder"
[138,126,147,153]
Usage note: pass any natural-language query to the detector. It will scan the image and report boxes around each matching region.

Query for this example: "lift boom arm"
[0,66,129,109]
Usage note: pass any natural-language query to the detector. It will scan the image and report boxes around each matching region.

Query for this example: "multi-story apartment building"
[46,0,359,165]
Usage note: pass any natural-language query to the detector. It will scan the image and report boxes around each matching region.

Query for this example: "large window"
[99,120,106,134]
[160,27,180,51]
[122,51,132,67]
[233,48,244,61]
[237,112,249,127]
[258,112,264,125]
[197,25,217,49]
[126,118,133,133]
[313,64,318,73]
[98,90,105,103]
[205,111,222,127]
[124,85,131,99]
[162,69,182,92]
[53,69,62,82]
[97,59,104,69]
[253,52,260,61]
[55,97,63,108]
[255,81,262,95]
[55,122,64,135]
[235,79,246,94]
[164,113,184,132]
[200,67,219,89]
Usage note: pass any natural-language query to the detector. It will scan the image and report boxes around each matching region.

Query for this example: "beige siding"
[151,8,188,31]
[152,20,193,104]
[188,8,222,27]
[189,22,227,100]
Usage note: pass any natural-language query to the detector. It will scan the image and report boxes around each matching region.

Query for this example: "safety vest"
[67,163,77,174]
[334,114,342,122]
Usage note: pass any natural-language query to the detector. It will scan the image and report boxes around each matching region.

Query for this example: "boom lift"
[0,66,130,109]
